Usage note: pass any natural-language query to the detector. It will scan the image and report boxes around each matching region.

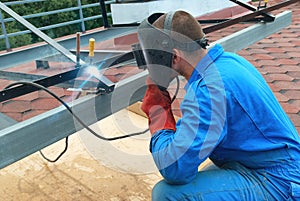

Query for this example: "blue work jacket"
[150,44,300,184]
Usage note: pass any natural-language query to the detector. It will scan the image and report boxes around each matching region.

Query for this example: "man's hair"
[153,10,205,42]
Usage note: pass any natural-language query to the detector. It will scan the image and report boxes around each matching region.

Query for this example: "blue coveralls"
[150,44,300,200]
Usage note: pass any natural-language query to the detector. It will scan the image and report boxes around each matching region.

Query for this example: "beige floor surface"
[0,106,212,201]
[0,109,162,201]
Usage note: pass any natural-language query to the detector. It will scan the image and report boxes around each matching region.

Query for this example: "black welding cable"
[4,81,151,141]
[4,77,180,161]
[171,76,180,103]
[39,137,69,163]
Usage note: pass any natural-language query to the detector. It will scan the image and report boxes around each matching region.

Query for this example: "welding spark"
[86,65,100,78]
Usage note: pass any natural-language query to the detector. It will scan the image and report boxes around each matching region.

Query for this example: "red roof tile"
[31,98,62,110]
[22,109,46,121]
[38,86,66,98]
[274,92,290,102]
[236,1,300,133]
[12,92,39,102]
[2,100,31,113]
[283,90,300,101]
[280,102,300,114]
[264,73,295,82]
[4,112,23,122]
[289,114,300,128]
[273,81,300,90]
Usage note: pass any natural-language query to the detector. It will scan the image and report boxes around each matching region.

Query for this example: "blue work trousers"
[152,161,300,201]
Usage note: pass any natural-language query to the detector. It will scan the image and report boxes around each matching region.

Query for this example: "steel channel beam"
[0,70,97,89]
[0,71,46,81]
[0,10,293,169]
[0,113,17,130]
[0,68,81,101]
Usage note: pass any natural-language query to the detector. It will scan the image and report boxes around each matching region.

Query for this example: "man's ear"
[172,48,181,66]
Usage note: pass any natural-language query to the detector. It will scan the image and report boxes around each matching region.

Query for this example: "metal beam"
[0,71,97,89]
[0,113,17,130]
[0,10,293,169]
[0,71,46,81]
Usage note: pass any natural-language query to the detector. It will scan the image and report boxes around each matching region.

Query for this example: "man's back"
[207,44,300,168]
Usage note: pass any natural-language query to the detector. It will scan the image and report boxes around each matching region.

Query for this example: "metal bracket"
[229,0,275,22]
[203,0,298,34]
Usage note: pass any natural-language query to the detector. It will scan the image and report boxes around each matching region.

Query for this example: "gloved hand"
[141,77,176,135]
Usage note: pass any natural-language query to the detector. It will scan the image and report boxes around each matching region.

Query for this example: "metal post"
[0,9,11,51]
[77,0,86,32]
[100,0,110,28]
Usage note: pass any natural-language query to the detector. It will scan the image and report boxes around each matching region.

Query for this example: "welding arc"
[4,77,179,162]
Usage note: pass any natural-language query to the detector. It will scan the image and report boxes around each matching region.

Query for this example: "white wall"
[111,0,249,25]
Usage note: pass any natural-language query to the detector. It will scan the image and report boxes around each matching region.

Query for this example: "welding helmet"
[133,11,208,90]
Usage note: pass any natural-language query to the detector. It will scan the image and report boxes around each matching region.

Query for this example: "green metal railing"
[0,0,115,51]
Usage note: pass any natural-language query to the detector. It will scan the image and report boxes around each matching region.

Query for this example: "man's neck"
[183,49,208,81]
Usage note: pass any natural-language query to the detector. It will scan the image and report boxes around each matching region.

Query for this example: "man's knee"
[152,180,174,201]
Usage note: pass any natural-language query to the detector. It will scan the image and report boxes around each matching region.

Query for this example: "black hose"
[4,77,180,162]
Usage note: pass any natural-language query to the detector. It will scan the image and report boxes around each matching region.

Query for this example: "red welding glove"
[141,77,176,135]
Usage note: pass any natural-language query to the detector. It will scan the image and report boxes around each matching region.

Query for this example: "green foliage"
[0,0,110,51]
[9,33,33,49]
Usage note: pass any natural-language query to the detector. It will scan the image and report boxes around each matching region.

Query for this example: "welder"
[135,10,300,200]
